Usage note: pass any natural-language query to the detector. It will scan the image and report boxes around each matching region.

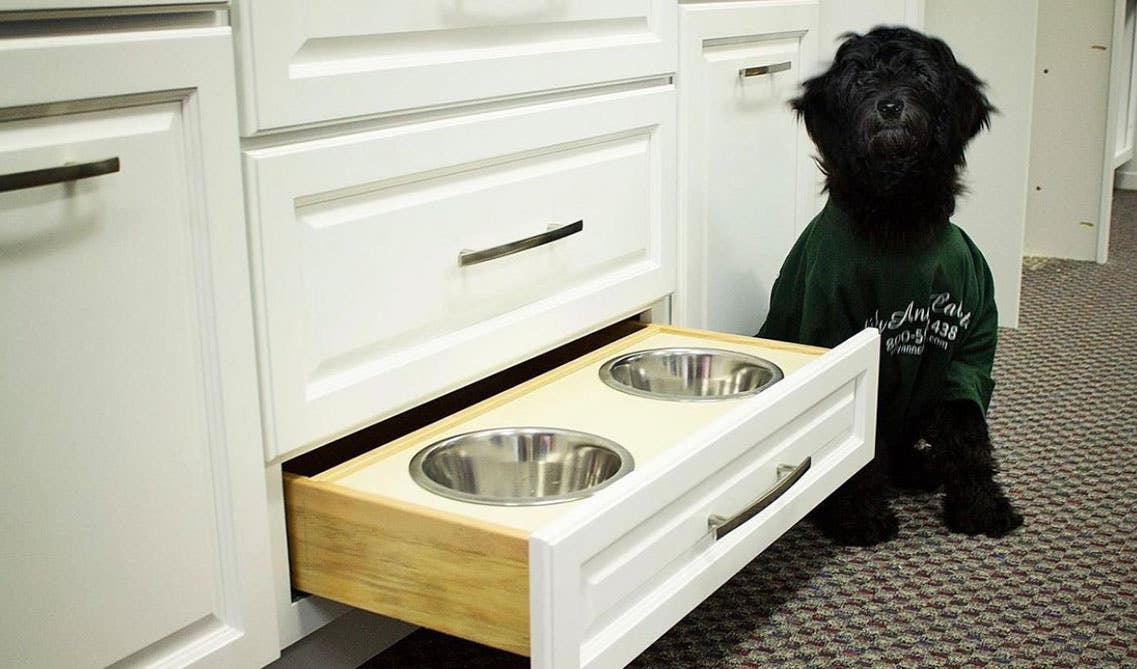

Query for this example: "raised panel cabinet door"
[0,30,277,669]
[676,0,819,335]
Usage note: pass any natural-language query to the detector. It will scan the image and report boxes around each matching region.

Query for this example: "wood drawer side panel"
[283,475,531,655]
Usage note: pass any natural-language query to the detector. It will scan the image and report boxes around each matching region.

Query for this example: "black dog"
[758,27,1023,545]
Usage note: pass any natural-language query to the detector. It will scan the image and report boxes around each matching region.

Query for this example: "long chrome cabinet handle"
[739,61,792,79]
[458,219,583,267]
[708,456,812,540]
[0,158,120,193]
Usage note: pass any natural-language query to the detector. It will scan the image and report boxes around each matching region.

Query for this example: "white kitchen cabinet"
[0,28,277,669]
[674,0,820,335]
[233,0,678,133]
[244,83,676,463]
[240,3,879,664]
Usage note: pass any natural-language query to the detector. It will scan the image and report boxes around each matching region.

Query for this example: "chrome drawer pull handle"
[0,157,120,193]
[739,61,792,79]
[458,219,583,267]
[708,456,812,540]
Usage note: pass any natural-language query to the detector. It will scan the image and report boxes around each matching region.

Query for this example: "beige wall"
[925,1,1039,328]
[819,0,923,61]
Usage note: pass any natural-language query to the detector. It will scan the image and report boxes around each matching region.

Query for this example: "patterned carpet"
[360,193,1137,668]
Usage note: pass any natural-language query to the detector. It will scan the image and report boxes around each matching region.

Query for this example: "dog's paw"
[890,466,943,492]
[888,441,943,492]
[814,503,900,547]
[944,484,1023,538]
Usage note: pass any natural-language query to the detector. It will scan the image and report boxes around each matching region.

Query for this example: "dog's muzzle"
[859,94,928,159]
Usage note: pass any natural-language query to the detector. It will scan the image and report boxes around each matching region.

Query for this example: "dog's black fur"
[789,27,1023,545]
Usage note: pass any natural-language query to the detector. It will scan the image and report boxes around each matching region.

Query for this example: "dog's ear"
[928,36,995,143]
[791,33,862,141]
[789,70,827,130]
[952,61,995,142]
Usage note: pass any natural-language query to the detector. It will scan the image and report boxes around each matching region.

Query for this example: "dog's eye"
[855,74,873,86]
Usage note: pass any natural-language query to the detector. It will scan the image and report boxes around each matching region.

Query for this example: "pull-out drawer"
[284,323,879,669]
[235,0,677,133]
[245,84,675,462]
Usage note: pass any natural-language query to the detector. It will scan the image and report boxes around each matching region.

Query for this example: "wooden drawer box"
[284,323,879,669]
[244,84,675,462]
[234,0,678,133]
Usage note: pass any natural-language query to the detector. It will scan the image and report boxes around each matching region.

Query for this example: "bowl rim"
[408,426,635,507]
[597,346,785,402]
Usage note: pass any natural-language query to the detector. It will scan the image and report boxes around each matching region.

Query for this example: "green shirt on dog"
[758,200,998,442]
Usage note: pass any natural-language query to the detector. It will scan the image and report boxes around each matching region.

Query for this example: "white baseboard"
[1114,169,1137,190]
[265,610,416,669]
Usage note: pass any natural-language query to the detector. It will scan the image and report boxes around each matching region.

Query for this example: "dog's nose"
[877,99,904,119]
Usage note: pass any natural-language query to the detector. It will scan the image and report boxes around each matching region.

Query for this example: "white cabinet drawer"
[234,0,677,132]
[245,85,676,461]
[284,323,879,669]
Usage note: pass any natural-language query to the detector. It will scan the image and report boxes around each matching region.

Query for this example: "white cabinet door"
[0,30,277,669]
[675,0,819,335]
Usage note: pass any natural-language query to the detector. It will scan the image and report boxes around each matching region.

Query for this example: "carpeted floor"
[360,192,1137,668]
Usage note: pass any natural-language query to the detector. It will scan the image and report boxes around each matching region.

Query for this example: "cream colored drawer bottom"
[284,323,879,669]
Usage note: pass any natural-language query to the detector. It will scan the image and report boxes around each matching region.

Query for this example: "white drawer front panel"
[297,134,650,396]
[238,0,677,132]
[579,380,855,627]
[530,329,879,669]
[246,86,676,460]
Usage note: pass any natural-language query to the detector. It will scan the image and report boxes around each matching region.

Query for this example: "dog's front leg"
[812,455,898,546]
[925,400,1023,537]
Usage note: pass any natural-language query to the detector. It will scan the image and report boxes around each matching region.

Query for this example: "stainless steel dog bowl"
[408,427,634,506]
[598,347,784,401]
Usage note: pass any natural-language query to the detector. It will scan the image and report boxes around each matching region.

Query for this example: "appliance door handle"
[0,157,120,193]
[739,61,792,79]
[708,456,812,540]
[458,219,583,267]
